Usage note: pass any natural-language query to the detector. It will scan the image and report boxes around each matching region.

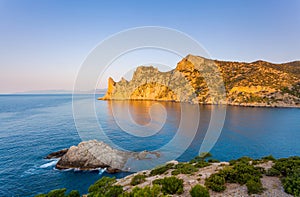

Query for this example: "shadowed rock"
[45,149,68,159]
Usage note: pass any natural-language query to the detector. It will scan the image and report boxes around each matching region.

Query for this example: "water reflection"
[100,101,215,160]
[96,100,300,163]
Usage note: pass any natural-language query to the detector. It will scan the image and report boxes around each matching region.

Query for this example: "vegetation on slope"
[205,156,265,194]
[266,156,300,196]
[35,155,300,197]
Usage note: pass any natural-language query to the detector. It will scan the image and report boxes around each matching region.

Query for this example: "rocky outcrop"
[99,54,300,107]
[49,140,159,173]
[100,77,116,100]
[45,149,68,159]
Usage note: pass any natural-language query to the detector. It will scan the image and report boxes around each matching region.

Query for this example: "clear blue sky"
[0,0,299,93]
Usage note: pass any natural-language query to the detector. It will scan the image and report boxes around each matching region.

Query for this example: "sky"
[0,0,300,93]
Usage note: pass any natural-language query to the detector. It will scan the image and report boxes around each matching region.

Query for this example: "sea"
[0,94,299,196]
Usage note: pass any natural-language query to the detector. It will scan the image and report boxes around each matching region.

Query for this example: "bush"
[103,185,123,197]
[230,163,262,184]
[35,188,80,197]
[229,156,253,165]
[261,155,276,161]
[68,190,80,197]
[190,184,210,197]
[282,168,300,196]
[208,159,220,163]
[88,177,116,193]
[266,168,281,176]
[205,174,226,192]
[208,155,282,195]
[150,163,174,176]
[199,152,212,160]
[153,176,183,195]
[171,163,198,175]
[268,156,300,195]
[130,174,147,186]
[122,185,161,197]
[47,189,67,197]
[246,179,264,194]
[218,167,236,183]
[190,152,212,163]
[272,156,300,176]
[88,177,123,197]
[205,160,263,193]
[194,161,210,169]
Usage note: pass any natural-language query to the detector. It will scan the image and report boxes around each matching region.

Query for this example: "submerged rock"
[49,140,159,173]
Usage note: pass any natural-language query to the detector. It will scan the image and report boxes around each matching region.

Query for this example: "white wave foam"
[53,167,72,171]
[51,166,107,174]
[98,168,106,175]
[40,160,58,168]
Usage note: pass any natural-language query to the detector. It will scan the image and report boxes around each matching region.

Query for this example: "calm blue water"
[0,94,299,196]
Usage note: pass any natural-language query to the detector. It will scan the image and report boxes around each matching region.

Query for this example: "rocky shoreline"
[46,140,160,173]
[42,145,299,196]
[98,98,300,108]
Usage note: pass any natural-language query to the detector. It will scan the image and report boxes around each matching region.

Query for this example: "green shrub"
[282,168,300,196]
[205,174,226,192]
[153,176,183,195]
[103,185,123,197]
[229,156,253,165]
[190,152,212,163]
[35,188,67,197]
[152,179,162,185]
[246,179,264,194]
[130,174,147,186]
[269,156,300,196]
[35,189,80,197]
[199,152,212,160]
[208,159,220,163]
[194,161,210,169]
[150,163,174,176]
[67,190,80,197]
[88,177,123,197]
[272,156,300,176]
[190,184,210,197]
[171,163,198,175]
[230,163,262,185]
[122,185,162,197]
[88,177,116,193]
[218,167,236,183]
[261,155,276,161]
[206,160,263,193]
[266,168,281,176]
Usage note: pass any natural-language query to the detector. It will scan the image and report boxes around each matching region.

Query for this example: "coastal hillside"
[100,55,300,107]
[36,154,300,197]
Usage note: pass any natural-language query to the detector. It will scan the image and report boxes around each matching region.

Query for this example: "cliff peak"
[99,55,300,107]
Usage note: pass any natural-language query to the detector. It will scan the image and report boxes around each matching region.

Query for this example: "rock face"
[99,55,300,107]
[51,140,159,173]
[45,149,68,159]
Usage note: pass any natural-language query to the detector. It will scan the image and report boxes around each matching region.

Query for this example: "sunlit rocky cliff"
[99,55,300,107]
